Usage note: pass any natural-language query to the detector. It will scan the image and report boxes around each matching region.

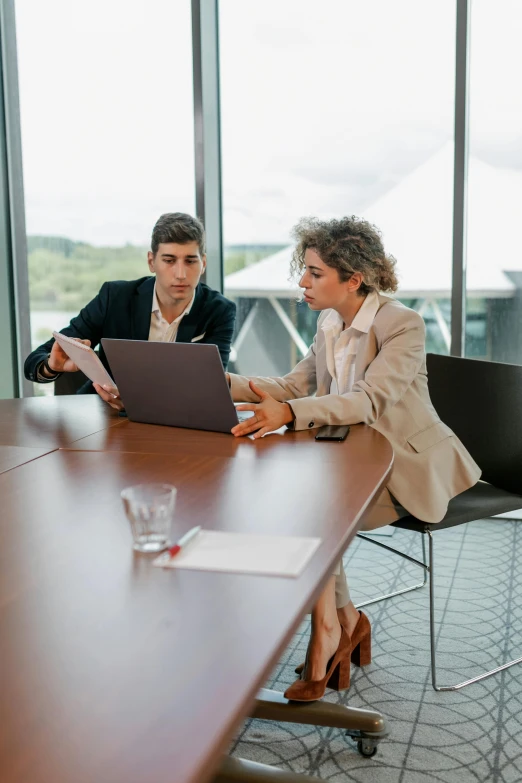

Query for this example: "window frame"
[1,0,472,397]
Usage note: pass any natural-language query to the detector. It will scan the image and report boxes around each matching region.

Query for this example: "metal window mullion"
[0,0,32,397]
[450,0,471,357]
[192,0,224,293]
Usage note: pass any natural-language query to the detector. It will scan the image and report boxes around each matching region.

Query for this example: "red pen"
[163,525,202,560]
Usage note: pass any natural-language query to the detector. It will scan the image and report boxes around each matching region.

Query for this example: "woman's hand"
[92,383,124,411]
[231,381,294,438]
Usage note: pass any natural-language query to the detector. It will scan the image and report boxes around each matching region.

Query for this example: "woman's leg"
[301,489,406,683]
[303,575,342,680]
[335,570,361,635]
[335,487,407,632]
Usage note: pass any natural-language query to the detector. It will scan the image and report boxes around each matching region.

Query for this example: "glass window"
[220,0,456,375]
[466,0,522,363]
[15,0,195,393]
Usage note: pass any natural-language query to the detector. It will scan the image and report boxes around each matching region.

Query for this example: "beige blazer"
[230,294,481,523]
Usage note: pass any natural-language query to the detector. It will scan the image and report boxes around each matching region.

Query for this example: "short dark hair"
[151,212,206,255]
[290,215,399,296]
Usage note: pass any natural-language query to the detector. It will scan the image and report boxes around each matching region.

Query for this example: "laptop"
[101,339,253,434]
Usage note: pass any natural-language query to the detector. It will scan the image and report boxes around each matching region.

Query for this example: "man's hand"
[46,337,91,374]
[92,383,124,412]
[231,381,294,439]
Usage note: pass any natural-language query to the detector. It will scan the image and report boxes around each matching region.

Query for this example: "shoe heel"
[351,630,371,667]
[327,656,351,691]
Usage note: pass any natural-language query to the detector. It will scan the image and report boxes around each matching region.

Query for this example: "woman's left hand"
[231,381,294,438]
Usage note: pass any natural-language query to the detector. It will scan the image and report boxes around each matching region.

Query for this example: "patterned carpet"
[231,518,522,782]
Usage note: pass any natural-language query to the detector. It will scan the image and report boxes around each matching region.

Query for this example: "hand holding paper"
[49,335,92,373]
[93,383,124,411]
[52,331,115,391]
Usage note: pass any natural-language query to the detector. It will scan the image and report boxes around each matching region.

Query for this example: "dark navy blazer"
[24,276,236,393]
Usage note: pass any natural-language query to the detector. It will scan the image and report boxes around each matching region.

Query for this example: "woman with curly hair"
[227,216,480,702]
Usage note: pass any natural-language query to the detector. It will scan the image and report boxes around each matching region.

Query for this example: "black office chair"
[356,354,522,691]
[54,370,89,395]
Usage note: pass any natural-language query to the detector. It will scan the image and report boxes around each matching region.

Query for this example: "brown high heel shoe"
[284,627,353,702]
[293,611,371,677]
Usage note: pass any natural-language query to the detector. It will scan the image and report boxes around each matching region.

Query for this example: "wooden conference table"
[0,396,393,783]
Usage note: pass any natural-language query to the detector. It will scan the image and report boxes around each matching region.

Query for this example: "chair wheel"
[357,739,378,757]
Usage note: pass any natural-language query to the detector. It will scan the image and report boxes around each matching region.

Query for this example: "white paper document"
[153,530,322,578]
[52,331,115,387]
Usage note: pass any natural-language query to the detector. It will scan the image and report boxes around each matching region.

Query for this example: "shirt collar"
[151,283,195,322]
[321,290,380,335]
[350,290,380,333]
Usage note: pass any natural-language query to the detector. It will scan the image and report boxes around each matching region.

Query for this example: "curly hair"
[290,215,399,296]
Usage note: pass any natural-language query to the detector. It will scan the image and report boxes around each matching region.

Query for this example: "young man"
[25,213,236,410]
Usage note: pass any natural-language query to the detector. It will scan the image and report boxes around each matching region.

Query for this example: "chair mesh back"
[426,354,522,495]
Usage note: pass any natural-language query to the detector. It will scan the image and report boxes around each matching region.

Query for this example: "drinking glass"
[121,484,177,553]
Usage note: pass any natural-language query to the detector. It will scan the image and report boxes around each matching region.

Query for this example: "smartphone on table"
[315,424,351,442]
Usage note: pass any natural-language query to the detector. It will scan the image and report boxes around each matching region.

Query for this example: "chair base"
[435,655,522,692]
[356,524,522,691]
[213,756,325,783]
[356,532,428,609]
[213,689,388,782]
[252,687,387,737]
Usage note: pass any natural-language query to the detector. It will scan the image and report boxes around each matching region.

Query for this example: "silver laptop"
[101,339,253,434]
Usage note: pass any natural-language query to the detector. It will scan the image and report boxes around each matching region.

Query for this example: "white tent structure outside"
[225,143,522,358]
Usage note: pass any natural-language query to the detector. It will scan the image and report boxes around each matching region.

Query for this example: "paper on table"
[152,530,321,578]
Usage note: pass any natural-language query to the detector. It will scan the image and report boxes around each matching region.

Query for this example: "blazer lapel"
[353,332,371,381]
[314,331,333,397]
[353,295,389,380]
[131,277,155,340]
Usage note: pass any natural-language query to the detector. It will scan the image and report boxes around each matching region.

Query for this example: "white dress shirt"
[148,284,195,342]
[320,290,380,395]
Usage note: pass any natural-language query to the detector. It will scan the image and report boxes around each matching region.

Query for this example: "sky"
[15,0,522,247]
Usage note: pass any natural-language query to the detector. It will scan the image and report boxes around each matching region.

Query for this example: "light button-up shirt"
[148,284,195,342]
[321,290,380,396]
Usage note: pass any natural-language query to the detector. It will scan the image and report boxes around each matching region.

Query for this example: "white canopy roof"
[225,143,521,299]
